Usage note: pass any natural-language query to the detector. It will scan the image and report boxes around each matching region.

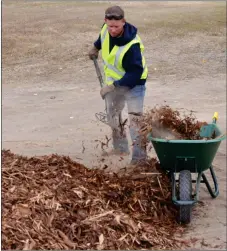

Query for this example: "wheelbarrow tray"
[148,122,226,173]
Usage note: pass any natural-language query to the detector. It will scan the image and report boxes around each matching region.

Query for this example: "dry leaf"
[9,186,16,193]
[13,204,31,219]
[23,239,36,250]
[99,234,104,245]
[114,215,121,225]
[72,189,84,199]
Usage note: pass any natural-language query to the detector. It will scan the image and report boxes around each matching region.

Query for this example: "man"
[89,6,148,165]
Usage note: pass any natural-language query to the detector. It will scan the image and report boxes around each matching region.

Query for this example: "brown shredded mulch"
[139,105,207,140]
[2,149,189,250]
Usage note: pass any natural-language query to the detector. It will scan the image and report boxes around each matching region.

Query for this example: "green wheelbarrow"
[147,112,226,224]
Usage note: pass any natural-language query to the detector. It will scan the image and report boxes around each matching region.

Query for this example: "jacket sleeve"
[94,35,101,50]
[93,23,105,50]
[113,43,144,89]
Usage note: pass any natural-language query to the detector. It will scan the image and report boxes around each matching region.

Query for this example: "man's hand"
[88,46,99,60]
[100,84,115,99]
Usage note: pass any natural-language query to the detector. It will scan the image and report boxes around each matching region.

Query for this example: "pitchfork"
[92,57,108,125]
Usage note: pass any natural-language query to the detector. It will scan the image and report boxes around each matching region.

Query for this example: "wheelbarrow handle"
[92,57,104,88]
[212,112,218,124]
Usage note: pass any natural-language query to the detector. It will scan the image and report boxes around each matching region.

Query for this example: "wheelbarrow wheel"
[179,170,192,224]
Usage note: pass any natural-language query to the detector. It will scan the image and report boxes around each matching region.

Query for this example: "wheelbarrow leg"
[202,166,219,198]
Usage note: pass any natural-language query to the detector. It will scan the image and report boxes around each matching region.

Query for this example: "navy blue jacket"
[94,22,147,89]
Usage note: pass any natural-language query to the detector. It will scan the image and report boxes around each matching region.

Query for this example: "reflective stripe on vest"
[100,24,148,85]
[103,59,124,77]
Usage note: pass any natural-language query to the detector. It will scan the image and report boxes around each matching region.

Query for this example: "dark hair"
[105,6,124,20]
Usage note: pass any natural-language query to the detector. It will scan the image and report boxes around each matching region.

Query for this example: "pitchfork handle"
[92,57,104,88]
[92,57,108,116]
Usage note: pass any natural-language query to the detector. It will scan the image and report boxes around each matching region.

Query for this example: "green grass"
[139,4,226,37]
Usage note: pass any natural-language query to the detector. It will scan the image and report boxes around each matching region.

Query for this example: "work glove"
[88,46,99,60]
[100,84,115,99]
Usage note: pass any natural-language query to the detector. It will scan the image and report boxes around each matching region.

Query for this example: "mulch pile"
[139,105,208,140]
[2,149,189,250]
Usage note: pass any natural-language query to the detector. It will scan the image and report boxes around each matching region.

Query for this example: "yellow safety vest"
[100,24,148,86]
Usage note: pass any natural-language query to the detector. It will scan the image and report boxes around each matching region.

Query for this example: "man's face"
[105,19,125,37]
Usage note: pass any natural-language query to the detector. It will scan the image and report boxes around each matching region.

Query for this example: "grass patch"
[139,4,226,37]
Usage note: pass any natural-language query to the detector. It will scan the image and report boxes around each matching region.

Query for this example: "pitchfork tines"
[95,111,108,125]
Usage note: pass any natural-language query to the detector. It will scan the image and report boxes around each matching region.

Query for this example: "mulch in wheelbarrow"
[138,105,208,140]
[2,149,192,250]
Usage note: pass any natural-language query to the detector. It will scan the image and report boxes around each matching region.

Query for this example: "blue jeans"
[105,85,146,162]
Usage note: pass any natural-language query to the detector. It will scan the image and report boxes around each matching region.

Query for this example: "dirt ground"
[2,1,226,250]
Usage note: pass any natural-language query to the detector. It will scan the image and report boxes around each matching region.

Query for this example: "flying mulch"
[138,105,208,140]
[2,149,190,250]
